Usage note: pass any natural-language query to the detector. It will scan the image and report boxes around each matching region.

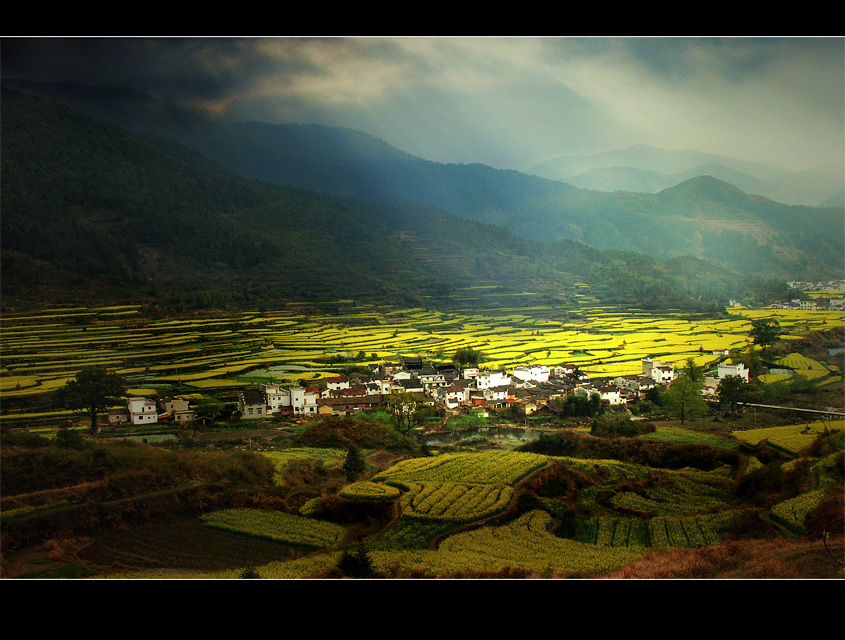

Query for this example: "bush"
[297,417,417,451]
[240,566,261,579]
[590,416,656,438]
[337,547,374,578]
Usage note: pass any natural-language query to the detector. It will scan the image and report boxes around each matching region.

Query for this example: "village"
[109,354,750,429]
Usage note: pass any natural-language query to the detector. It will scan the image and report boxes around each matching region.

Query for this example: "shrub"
[297,417,417,451]
[591,416,656,438]
[337,547,374,578]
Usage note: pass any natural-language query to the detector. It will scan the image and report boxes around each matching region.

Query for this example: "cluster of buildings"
[769,298,844,311]
[234,355,748,421]
[108,395,195,427]
[771,280,845,311]
[106,353,751,428]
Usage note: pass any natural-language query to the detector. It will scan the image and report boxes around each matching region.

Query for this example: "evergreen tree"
[338,547,374,578]
[343,443,366,482]
[452,346,483,368]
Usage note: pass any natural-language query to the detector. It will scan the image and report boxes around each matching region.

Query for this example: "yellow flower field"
[1,304,841,410]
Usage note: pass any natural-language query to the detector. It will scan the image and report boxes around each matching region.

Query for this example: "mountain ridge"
[2,81,842,286]
[527,143,843,207]
[2,87,754,313]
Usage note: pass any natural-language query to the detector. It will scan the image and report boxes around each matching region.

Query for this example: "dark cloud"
[2,36,841,171]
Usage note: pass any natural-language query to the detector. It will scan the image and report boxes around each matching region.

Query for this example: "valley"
[1,300,843,579]
[1,67,843,580]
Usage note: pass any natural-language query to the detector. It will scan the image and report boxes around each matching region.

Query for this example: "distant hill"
[527,144,844,208]
[528,144,792,182]
[155,123,845,280]
[1,87,749,313]
[3,81,842,285]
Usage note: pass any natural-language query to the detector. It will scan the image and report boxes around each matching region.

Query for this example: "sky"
[2,36,843,172]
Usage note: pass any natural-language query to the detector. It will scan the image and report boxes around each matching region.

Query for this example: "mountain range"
[527,144,844,209]
[1,81,842,313]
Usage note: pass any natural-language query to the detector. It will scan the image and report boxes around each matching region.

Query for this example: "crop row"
[373,450,548,486]
[5,306,841,406]
[647,511,741,549]
[393,481,514,522]
[199,508,345,549]
[770,489,826,534]
[734,421,844,454]
[261,448,346,485]
[432,509,649,575]
[578,517,648,547]
[339,481,401,501]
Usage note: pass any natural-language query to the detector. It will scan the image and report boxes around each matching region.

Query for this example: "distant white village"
[109,354,750,428]
[768,280,845,311]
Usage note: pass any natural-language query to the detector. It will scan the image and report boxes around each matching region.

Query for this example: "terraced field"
[99,439,842,579]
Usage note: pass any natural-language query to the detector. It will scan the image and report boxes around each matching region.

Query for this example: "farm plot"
[200,508,345,549]
[733,420,845,454]
[372,450,548,523]
[559,456,737,549]
[261,448,347,485]
[2,304,841,417]
[639,426,741,451]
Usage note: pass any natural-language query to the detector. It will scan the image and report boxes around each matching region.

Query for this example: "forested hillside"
[0,88,783,313]
[5,80,841,282]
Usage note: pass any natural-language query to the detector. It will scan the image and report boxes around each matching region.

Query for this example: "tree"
[343,444,366,482]
[53,366,127,434]
[716,374,753,414]
[553,392,602,418]
[337,547,374,578]
[662,375,707,424]
[383,391,426,435]
[683,357,705,386]
[195,398,224,420]
[730,346,764,379]
[452,347,483,368]
[749,318,781,353]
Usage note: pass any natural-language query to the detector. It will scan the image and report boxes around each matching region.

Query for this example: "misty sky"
[2,36,843,172]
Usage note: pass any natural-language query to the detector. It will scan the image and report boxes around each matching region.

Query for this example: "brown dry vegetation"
[601,538,844,579]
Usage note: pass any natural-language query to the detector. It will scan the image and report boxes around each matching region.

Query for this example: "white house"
[614,374,656,395]
[127,397,158,425]
[482,385,510,408]
[262,383,291,414]
[716,361,749,383]
[417,367,448,391]
[476,370,511,390]
[238,391,267,419]
[368,379,393,394]
[325,376,351,391]
[512,364,550,384]
[597,384,624,405]
[290,386,319,416]
[436,384,468,410]
[642,359,676,384]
